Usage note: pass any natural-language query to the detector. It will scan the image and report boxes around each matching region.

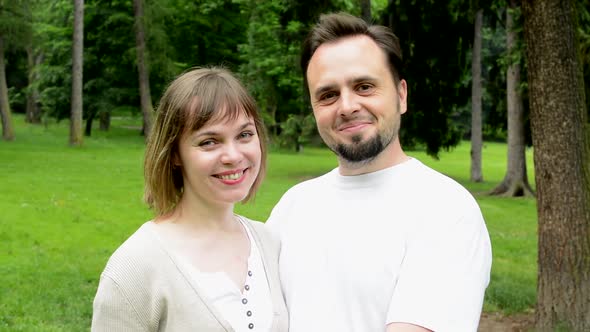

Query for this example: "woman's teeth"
[218,172,242,180]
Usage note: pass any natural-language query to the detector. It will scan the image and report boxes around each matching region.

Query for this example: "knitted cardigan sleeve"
[91,274,148,332]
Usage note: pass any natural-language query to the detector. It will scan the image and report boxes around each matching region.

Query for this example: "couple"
[92,13,492,332]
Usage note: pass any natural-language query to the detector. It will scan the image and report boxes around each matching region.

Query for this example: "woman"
[92,67,288,331]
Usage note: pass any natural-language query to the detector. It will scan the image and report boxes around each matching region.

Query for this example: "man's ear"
[397,79,408,115]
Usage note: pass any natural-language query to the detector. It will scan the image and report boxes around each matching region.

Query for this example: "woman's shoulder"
[101,222,168,280]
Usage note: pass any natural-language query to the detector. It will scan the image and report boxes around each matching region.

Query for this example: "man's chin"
[334,139,384,163]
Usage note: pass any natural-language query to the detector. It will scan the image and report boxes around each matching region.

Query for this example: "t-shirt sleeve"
[386,200,492,332]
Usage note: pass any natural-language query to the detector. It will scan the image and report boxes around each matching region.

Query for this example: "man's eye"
[357,84,373,92]
[320,92,337,101]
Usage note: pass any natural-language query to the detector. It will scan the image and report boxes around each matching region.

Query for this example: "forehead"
[204,109,251,127]
[180,96,252,137]
[306,35,391,88]
[181,110,253,141]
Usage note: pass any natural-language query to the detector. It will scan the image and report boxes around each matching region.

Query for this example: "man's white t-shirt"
[266,158,492,332]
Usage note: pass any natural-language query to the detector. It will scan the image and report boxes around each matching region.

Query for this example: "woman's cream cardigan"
[91,217,288,331]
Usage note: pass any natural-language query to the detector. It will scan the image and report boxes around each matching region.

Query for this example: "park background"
[1,0,589,331]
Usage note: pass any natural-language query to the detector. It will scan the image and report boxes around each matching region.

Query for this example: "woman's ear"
[172,153,182,168]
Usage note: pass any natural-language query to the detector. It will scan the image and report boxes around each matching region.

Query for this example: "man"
[266,12,492,332]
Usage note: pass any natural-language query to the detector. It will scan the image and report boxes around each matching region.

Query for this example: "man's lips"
[337,121,371,132]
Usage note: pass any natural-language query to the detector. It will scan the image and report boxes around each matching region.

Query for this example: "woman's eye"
[199,139,216,147]
[239,131,255,139]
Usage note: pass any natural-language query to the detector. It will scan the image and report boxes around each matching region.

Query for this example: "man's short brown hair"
[301,12,404,90]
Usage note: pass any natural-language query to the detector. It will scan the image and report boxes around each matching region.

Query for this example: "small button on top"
[248,270,253,277]
[248,323,254,329]
[246,310,252,317]
[244,285,250,291]
[242,298,248,305]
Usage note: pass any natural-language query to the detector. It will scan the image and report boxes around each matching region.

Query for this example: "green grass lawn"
[0,114,537,331]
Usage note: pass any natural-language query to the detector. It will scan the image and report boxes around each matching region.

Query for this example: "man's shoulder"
[265,170,336,230]
[408,159,475,199]
[401,159,482,227]
[278,168,336,198]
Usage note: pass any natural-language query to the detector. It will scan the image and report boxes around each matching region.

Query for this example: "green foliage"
[480,4,532,145]
[480,12,509,142]
[0,0,31,49]
[83,0,137,130]
[237,0,305,136]
[1,0,37,117]
[165,0,246,70]
[383,1,473,156]
[5,0,572,155]
[30,0,73,121]
[4,0,505,154]
[277,113,317,151]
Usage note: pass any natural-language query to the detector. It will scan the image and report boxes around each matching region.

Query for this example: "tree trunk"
[99,111,110,130]
[523,0,590,331]
[490,0,534,197]
[360,0,371,23]
[470,8,484,182]
[70,0,84,146]
[0,36,15,141]
[25,45,42,124]
[85,109,94,137]
[133,0,153,141]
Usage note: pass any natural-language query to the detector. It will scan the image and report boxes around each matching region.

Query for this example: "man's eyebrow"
[350,76,377,84]
[313,84,337,99]
[313,76,378,99]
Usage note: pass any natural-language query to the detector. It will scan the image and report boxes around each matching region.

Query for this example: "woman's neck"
[159,196,238,233]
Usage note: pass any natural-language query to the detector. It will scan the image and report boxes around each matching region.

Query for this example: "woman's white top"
[174,218,273,332]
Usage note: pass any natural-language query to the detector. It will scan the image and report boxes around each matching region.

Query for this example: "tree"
[360,0,371,23]
[580,0,590,117]
[25,43,43,124]
[490,0,533,197]
[133,0,153,139]
[83,0,143,136]
[384,1,472,156]
[23,0,42,124]
[471,7,484,182]
[70,0,84,145]
[237,0,310,148]
[0,35,14,141]
[0,0,29,140]
[32,0,74,123]
[522,0,590,330]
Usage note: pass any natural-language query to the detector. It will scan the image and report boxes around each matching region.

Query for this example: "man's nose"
[338,90,360,117]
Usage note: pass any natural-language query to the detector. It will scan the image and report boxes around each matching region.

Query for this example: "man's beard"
[334,132,389,163]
